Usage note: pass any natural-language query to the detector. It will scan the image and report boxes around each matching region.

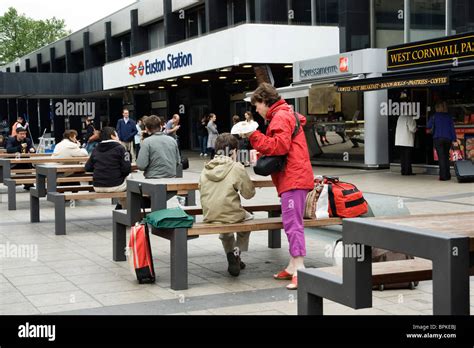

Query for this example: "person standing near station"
[428,101,457,181]
[207,113,218,159]
[165,114,181,140]
[242,83,314,290]
[197,115,209,157]
[11,116,27,137]
[395,96,417,176]
[116,108,138,162]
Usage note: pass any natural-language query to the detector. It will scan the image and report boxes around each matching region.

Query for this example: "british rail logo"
[129,52,193,78]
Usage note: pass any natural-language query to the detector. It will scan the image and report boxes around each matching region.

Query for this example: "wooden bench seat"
[47,190,127,235]
[3,175,93,210]
[186,217,342,236]
[319,258,433,287]
[147,215,343,290]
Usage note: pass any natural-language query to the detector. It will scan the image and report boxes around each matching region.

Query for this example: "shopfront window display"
[307,85,365,163]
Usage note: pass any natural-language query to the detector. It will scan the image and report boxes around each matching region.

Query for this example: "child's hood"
[202,156,236,182]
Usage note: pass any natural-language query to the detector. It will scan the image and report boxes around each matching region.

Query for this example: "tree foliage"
[0,7,70,65]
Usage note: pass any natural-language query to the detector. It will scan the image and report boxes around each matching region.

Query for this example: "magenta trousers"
[281,189,309,258]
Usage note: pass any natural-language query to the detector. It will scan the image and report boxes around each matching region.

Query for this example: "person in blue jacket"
[427,101,458,181]
[116,108,138,162]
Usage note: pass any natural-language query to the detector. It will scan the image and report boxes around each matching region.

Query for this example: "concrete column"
[83,32,93,70]
[370,0,376,48]
[404,0,411,43]
[49,47,58,73]
[105,22,121,63]
[130,9,148,54]
[25,59,31,72]
[364,73,388,167]
[287,0,292,25]
[164,0,186,45]
[246,0,251,23]
[65,40,75,73]
[446,0,452,36]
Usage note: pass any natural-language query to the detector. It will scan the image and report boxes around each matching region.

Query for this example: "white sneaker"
[204,153,208,157]
[200,153,203,157]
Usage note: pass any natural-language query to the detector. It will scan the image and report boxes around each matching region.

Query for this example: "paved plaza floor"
[0,153,473,315]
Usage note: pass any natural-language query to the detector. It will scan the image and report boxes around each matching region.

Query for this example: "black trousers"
[434,138,452,180]
[398,146,413,175]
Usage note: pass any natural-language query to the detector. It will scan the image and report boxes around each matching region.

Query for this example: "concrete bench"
[47,190,125,235]
[149,212,342,290]
[298,214,474,315]
[4,175,93,210]
[30,185,95,223]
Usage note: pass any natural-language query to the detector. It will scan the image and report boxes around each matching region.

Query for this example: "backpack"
[304,176,368,219]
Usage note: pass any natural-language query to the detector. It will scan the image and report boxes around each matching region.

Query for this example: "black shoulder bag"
[253,112,301,176]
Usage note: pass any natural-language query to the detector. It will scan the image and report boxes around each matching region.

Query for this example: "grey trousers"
[219,232,251,254]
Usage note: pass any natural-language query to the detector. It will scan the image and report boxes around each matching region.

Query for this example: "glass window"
[375,0,404,48]
[316,0,339,25]
[453,0,474,34]
[186,11,199,38]
[410,0,446,41]
[233,0,247,25]
[292,0,312,25]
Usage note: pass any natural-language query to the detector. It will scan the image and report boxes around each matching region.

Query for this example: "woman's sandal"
[273,270,293,280]
[286,275,298,290]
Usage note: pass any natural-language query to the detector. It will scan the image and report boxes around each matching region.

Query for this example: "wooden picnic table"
[126,176,274,220]
[30,163,138,222]
[0,156,88,183]
[112,177,274,262]
[299,212,474,316]
[0,153,52,158]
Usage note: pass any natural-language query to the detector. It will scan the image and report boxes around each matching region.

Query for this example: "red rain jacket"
[249,99,314,196]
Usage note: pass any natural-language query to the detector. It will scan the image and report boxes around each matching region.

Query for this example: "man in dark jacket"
[6,127,36,190]
[85,127,131,209]
[116,108,138,162]
[6,127,35,154]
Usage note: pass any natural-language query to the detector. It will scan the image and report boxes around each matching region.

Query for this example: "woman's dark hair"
[100,126,116,141]
[251,83,281,107]
[232,115,241,125]
[144,115,162,132]
[245,111,254,121]
[63,129,78,140]
[215,133,239,154]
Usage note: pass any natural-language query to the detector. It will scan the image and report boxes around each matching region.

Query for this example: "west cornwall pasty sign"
[387,32,474,71]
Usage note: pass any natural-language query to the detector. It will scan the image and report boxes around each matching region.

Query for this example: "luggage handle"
[137,184,148,223]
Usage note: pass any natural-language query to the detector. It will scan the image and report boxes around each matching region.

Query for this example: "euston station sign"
[129,52,193,78]
[388,32,474,71]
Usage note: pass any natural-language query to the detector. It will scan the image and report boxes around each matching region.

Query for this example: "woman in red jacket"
[244,83,314,290]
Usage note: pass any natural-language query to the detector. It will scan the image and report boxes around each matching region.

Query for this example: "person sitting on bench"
[52,129,88,158]
[199,133,256,277]
[136,115,181,179]
[85,127,131,209]
[6,126,36,190]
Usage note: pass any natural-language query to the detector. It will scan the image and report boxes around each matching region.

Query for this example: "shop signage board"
[337,75,449,93]
[387,32,474,71]
[295,53,353,83]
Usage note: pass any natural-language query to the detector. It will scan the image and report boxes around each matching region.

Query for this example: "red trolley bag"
[325,176,368,218]
[126,184,155,284]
